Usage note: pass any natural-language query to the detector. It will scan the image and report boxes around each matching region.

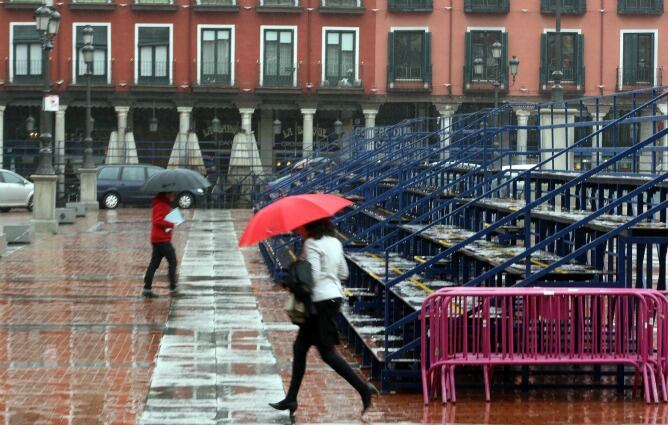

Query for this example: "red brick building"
[0,0,666,172]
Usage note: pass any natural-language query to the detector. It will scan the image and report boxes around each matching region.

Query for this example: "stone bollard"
[56,208,77,224]
[66,202,87,217]
[4,224,32,244]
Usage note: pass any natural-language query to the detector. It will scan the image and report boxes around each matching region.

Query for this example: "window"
[622,33,655,86]
[464,0,509,13]
[75,25,108,84]
[540,32,584,90]
[121,167,146,182]
[541,0,586,14]
[324,30,356,86]
[98,167,120,180]
[465,30,507,86]
[1,172,23,185]
[201,28,232,85]
[262,0,298,5]
[618,0,663,14]
[137,26,170,85]
[146,167,161,178]
[388,30,431,83]
[263,29,295,87]
[12,25,42,83]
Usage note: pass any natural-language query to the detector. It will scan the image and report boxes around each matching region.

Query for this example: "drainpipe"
[599,0,604,95]
[448,0,453,95]
[306,1,312,91]
[188,0,193,87]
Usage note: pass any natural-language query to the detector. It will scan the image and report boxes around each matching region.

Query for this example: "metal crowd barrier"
[420,288,668,404]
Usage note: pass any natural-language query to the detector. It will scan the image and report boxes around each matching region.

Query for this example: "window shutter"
[422,32,431,82]
[13,25,40,43]
[656,0,664,14]
[540,0,549,13]
[464,0,471,12]
[576,34,584,89]
[577,0,586,13]
[464,31,472,84]
[622,34,637,86]
[501,32,508,87]
[387,32,395,83]
[540,33,548,89]
[502,0,509,11]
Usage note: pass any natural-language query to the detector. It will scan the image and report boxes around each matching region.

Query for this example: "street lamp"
[33,2,60,176]
[473,42,520,109]
[81,25,95,169]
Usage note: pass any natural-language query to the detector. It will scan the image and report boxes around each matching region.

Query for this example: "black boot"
[269,399,298,423]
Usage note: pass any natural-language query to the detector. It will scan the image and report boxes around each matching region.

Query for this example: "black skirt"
[300,298,343,348]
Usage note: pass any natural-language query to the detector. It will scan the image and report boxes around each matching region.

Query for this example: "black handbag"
[284,260,314,324]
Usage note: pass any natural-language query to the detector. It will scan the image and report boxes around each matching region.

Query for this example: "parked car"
[0,169,33,212]
[97,164,205,209]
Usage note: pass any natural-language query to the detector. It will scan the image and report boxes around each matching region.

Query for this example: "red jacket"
[151,194,175,243]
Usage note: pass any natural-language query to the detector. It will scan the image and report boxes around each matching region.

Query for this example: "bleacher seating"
[254,87,668,395]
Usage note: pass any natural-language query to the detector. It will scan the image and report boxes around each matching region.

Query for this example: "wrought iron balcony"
[541,0,586,14]
[388,0,432,12]
[464,0,509,13]
[387,65,432,92]
[617,0,663,14]
[256,0,302,13]
[319,0,364,13]
[193,0,239,11]
[617,66,662,90]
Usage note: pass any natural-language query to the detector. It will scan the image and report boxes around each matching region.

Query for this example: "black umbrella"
[141,168,211,193]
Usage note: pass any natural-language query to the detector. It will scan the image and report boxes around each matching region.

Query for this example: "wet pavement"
[0,209,667,424]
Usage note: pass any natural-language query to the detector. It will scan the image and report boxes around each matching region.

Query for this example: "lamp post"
[273,114,281,171]
[551,0,564,102]
[81,25,95,169]
[77,25,99,212]
[211,113,222,207]
[33,2,60,175]
[31,1,60,234]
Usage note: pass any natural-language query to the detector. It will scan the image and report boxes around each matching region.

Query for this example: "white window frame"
[9,22,40,83]
[619,29,659,90]
[259,25,298,87]
[197,24,235,86]
[72,22,112,85]
[134,23,173,85]
[321,26,360,84]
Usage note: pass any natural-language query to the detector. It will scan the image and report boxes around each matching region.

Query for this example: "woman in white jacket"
[269,218,378,421]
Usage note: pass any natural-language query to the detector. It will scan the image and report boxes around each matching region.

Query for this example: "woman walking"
[269,218,378,421]
[143,191,178,298]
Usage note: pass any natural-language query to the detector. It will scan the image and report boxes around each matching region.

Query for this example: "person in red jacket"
[143,192,178,298]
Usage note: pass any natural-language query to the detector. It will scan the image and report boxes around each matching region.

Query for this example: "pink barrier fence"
[420,288,668,404]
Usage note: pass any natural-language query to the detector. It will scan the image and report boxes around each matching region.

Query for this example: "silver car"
[0,169,34,212]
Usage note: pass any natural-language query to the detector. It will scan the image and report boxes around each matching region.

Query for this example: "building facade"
[0,0,666,173]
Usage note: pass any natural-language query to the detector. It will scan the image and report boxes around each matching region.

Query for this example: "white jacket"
[301,235,349,302]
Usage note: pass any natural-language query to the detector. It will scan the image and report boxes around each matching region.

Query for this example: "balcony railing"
[73,0,114,3]
[618,0,663,14]
[388,0,432,12]
[201,60,233,86]
[540,64,585,92]
[11,60,43,83]
[132,0,177,10]
[256,0,302,12]
[137,61,171,85]
[194,0,238,9]
[319,0,363,12]
[463,64,508,92]
[69,0,116,10]
[318,63,364,91]
[258,62,300,90]
[387,64,432,91]
[198,0,236,4]
[464,0,509,13]
[617,66,662,90]
[541,0,586,14]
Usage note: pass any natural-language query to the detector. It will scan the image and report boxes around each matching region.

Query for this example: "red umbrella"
[238,194,353,246]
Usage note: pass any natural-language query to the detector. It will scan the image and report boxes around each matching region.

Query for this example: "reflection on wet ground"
[0,209,666,424]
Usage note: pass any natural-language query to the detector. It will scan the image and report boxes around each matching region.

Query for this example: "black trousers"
[143,242,177,290]
[285,299,369,403]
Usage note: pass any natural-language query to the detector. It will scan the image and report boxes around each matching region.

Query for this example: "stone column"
[177,106,192,166]
[55,105,67,199]
[658,103,668,172]
[436,104,457,161]
[0,105,5,170]
[301,108,316,156]
[115,106,129,164]
[362,108,378,151]
[31,175,59,235]
[539,108,577,170]
[239,108,254,135]
[515,109,531,164]
[79,168,99,212]
[259,109,274,172]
